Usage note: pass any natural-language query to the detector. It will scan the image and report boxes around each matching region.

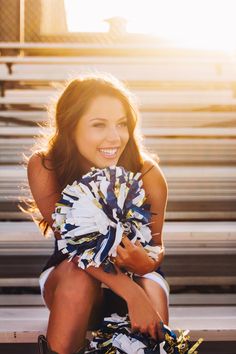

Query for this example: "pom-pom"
[84,313,203,354]
[52,166,160,273]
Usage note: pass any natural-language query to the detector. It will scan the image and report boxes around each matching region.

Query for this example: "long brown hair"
[22,73,156,236]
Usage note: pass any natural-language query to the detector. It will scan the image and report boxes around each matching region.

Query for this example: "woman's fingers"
[121,236,134,249]
[116,244,126,256]
[149,322,159,341]
[140,323,158,340]
[112,254,123,267]
[131,320,158,341]
[131,322,139,333]
[116,245,130,265]
[134,239,143,247]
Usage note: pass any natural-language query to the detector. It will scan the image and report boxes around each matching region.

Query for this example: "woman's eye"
[93,123,105,128]
[118,122,127,127]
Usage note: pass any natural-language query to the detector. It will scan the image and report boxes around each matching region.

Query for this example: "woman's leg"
[43,259,104,354]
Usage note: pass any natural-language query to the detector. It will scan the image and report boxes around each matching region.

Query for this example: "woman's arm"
[82,263,163,340]
[114,160,168,275]
[83,262,141,302]
[85,161,168,340]
[27,153,61,228]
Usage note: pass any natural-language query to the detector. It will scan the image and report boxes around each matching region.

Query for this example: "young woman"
[27,74,169,354]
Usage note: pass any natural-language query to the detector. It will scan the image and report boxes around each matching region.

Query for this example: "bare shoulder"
[27,152,61,227]
[28,152,54,176]
[28,151,52,171]
[27,152,60,195]
[27,152,43,180]
[141,159,168,197]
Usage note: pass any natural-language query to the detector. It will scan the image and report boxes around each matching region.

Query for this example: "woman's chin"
[94,157,120,168]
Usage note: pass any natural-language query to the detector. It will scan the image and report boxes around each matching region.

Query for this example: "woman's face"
[74,95,130,169]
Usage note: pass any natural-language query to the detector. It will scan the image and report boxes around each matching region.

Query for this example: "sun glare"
[64,0,236,51]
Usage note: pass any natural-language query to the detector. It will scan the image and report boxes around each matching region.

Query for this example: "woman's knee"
[135,277,169,324]
[45,261,101,306]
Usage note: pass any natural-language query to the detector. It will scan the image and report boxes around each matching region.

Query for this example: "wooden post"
[19,0,25,56]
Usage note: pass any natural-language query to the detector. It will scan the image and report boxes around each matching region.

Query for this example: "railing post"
[19,0,25,56]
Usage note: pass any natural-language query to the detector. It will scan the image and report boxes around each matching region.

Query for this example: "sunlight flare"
[64,0,236,51]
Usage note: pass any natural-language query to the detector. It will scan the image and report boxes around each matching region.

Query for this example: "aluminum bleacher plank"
[0,221,235,255]
[1,55,235,64]
[0,57,236,83]
[1,126,236,137]
[1,110,236,128]
[1,89,236,108]
[1,293,235,306]
[0,306,235,342]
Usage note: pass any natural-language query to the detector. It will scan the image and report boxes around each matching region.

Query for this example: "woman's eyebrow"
[89,116,127,122]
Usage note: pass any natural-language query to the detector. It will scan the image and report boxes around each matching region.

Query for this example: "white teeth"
[99,148,117,155]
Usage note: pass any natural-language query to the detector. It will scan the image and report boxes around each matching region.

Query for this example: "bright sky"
[64,0,236,51]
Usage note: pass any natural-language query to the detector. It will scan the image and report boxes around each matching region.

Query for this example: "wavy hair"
[22,73,157,236]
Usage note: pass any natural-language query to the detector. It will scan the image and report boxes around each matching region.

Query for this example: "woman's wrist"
[140,256,159,274]
[149,257,160,273]
[147,246,165,273]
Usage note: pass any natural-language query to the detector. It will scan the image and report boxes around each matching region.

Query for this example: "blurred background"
[0,0,235,353]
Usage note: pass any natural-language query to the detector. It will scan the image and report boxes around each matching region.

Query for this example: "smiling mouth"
[98,147,119,158]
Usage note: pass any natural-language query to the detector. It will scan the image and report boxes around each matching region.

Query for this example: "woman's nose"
[106,127,121,142]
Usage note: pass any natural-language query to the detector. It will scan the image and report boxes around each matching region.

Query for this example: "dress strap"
[140,164,154,178]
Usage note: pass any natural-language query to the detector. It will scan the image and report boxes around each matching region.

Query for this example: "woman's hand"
[113,235,156,275]
[127,285,164,341]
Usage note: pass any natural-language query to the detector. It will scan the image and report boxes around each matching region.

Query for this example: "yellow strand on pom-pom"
[187,338,204,354]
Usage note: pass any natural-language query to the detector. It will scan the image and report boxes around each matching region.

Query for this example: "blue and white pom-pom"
[52,165,161,273]
[85,313,161,354]
[84,313,203,354]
